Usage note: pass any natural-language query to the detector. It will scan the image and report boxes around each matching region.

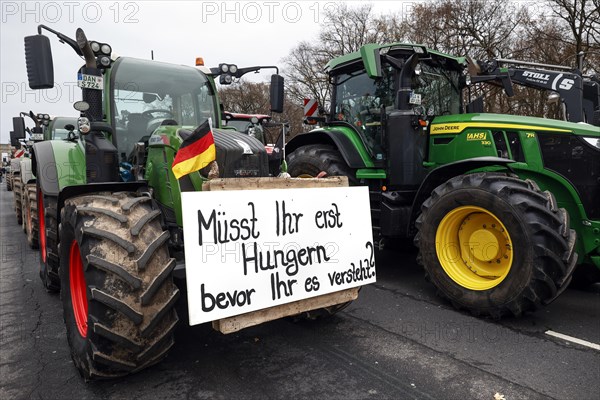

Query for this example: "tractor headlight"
[37,113,44,119]
[99,56,111,67]
[229,64,238,74]
[90,41,100,53]
[220,64,229,73]
[100,44,111,55]
[78,117,91,135]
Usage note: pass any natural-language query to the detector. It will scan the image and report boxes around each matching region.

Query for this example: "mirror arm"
[37,25,82,56]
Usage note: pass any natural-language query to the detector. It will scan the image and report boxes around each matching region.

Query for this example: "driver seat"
[127,113,149,137]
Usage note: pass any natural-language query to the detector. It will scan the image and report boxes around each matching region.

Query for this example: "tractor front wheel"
[59,192,179,380]
[415,173,577,317]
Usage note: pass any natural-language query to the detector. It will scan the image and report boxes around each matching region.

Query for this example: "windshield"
[226,120,252,133]
[332,66,395,157]
[412,63,461,116]
[112,58,217,161]
[49,117,78,140]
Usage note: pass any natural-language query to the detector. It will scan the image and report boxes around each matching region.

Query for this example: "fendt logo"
[523,71,550,81]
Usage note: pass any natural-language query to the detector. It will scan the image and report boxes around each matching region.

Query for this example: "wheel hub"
[436,206,513,290]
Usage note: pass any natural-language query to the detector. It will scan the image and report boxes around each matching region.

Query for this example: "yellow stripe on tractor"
[430,122,571,135]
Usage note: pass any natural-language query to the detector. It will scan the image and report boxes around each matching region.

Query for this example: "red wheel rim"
[69,240,88,337]
[38,189,46,263]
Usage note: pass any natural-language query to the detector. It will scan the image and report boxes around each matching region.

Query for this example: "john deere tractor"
[23,25,288,379]
[286,43,600,317]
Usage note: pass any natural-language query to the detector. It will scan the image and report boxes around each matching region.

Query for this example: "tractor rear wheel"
[415,173,577,317]
[38,190,60,292]
[287,144,358,318]
[59,192,179,380]
[13,178,22,225]
[25,184,39,249]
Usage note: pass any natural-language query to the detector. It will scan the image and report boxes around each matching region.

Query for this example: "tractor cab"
[111,57,219,163]
[325,44,465,188]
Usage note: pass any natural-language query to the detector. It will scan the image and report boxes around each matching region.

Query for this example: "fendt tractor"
[286,43,600,317]
[12,113,79,249]
[24,26,353,380]
[9,112,47,227]
[11,112,50,245]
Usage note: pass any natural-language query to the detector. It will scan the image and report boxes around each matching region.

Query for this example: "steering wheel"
[142,109,174,119]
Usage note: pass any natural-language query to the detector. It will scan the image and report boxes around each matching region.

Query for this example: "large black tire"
[287,144,358,318]
[38,190,60,292]
[13,178,22,225]
[6,175,12,191]
[287,144,359,185]
[415,173,577,318]
[25,184,39,249]
[59,192,179,380]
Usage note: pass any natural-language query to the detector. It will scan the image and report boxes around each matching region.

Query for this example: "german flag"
[172,119,216,179]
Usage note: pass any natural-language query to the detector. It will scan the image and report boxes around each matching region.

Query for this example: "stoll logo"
[522,71,550,81]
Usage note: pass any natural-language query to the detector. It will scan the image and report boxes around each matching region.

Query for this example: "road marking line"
[545,330,600,351]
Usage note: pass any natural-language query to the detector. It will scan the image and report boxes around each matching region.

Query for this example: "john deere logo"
[467,132,487,141]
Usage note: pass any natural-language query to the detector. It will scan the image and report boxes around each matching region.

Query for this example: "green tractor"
[286,43,600,317]
[10,112,48,228]
[23,25,353,380]
[12,113,79,249]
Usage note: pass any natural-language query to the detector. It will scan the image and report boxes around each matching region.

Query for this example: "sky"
[0,0,407,145]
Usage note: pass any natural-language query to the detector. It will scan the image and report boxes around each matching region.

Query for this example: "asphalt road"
[1,186,599,400]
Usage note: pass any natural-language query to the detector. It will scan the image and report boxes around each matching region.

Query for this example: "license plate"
[30,133,43,141]
[409,92,422,105]
[77,73,103,90]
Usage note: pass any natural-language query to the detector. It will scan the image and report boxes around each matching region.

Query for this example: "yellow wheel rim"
[435,206,513,291]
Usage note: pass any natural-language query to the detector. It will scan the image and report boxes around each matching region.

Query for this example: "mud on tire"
[39,191,60,292]
[13,178,23,225]
[415,173,577,318]
[25,184,39,249]
[59,192,179,380]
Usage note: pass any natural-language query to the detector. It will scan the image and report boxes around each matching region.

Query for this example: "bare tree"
[283,3,406,115]
[544,0,600,72]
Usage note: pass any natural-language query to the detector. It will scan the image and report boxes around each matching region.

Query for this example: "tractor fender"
[286,130,368,169]
[408,157,515,235]
[18,158,35,184]
[32,141,59,196]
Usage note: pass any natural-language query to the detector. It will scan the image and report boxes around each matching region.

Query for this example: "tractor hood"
[430,113,600,137]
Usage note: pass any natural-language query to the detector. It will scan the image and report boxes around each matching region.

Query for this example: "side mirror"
[12,117,26,140]
[10,131,19,147]
[24,35,54,89]
[270,74,284,113]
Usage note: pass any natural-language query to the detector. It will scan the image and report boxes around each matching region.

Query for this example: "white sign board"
[182,186,376,326]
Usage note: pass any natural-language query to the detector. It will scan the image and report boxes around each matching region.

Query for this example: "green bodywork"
[300,43,600,268]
